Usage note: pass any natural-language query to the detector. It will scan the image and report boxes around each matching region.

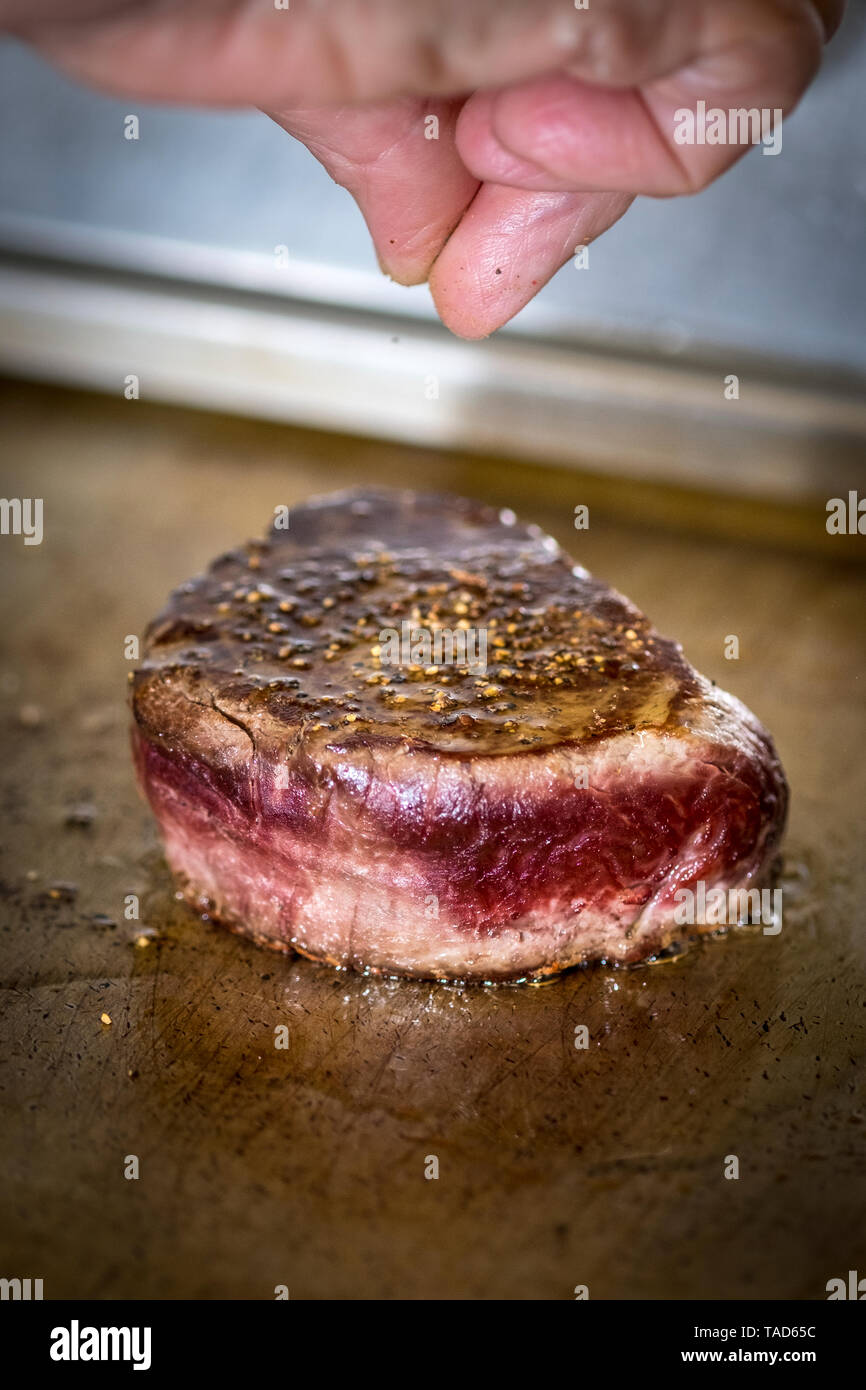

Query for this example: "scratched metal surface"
[0,382,864,1300]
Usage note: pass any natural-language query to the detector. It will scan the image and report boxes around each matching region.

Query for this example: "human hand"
[2,0,844,337]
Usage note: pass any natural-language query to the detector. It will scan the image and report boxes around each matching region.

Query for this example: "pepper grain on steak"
[131,488,787,981]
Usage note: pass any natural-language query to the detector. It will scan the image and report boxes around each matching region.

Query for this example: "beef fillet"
[131,488,787,981]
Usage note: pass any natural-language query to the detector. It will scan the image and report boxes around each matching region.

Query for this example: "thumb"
[456,0,842,196]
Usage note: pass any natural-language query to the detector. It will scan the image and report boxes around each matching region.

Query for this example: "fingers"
[13,1,845,110]
[2,0,638,103]
[5,0,843,340]
[268,98,479,284]
[456,8,829,197]
[428,185,632,339]
[274,97,633,336]
[3,0,611,104]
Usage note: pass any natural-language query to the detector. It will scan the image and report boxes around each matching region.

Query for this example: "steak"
[131,487,787,981]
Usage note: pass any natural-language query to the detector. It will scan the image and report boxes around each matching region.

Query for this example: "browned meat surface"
[131,488,787,980]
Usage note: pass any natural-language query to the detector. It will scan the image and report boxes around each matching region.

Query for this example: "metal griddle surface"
[1,383,864,1299]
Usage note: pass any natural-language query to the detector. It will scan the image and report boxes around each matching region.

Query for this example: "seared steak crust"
[131,488,787,980]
